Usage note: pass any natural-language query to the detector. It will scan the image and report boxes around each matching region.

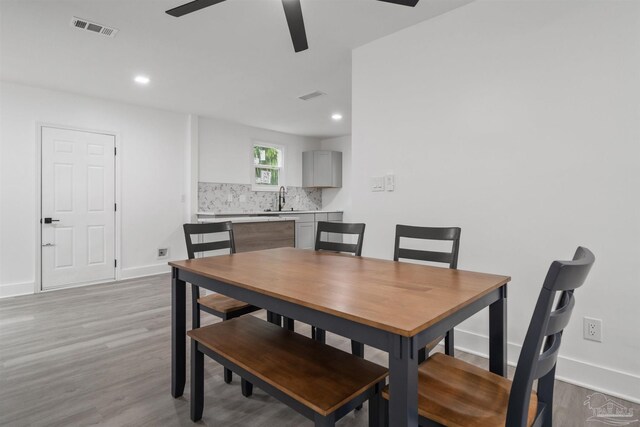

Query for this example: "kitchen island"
[198,216,296,253]
[197,210,344,249]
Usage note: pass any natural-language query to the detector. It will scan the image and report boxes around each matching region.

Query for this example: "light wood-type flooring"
[1,274,637,426]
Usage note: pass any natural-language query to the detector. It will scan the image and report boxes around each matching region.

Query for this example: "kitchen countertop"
[197,210,343,216]
[198,216,297,224]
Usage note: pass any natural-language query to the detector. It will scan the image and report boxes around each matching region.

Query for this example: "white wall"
[320,136,352,213]
[352,0,640,402]
[0,81,189,297]
[198,116,320,187]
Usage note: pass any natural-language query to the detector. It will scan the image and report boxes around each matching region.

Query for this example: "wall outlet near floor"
[227,193,233,202]
[157,248,169,258]
[583,317,602,342]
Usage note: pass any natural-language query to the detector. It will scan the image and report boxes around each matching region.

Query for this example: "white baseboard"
[0,281,35,299]
[120,263,171,280]
[0,264,171,298]
[454,328,640,404]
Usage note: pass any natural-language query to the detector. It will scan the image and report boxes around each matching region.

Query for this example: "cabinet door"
[302,151,314,187]
[296,222,315,249]
[313,151,332,187]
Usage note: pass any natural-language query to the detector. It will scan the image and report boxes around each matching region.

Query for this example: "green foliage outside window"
[253,144,283,188]
[254,168,279,185]
[253,146,281,167]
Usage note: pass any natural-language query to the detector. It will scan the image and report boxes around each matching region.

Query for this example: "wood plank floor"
[1,274,637,426]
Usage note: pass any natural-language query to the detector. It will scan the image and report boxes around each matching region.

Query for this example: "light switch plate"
[371,177,385,192]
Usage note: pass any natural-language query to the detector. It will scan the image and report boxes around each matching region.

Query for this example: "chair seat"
[197,293,252,314]
[382,353,538,427]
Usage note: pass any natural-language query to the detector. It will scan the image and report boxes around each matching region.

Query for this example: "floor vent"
[70,17,119,38]
[298,91,326,101]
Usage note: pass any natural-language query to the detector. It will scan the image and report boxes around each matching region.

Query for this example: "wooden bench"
[188,315,388,426]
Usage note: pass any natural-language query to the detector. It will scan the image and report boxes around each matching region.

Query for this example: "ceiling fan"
[166,0,419,53]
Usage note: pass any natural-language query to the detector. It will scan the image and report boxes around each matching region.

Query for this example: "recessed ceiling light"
[134,75,150,85]
[331,113,343,121]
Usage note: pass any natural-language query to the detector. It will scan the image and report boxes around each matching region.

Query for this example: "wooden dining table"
[169,247,511,427]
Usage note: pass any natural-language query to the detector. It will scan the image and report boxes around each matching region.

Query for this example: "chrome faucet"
[278,186,286,211]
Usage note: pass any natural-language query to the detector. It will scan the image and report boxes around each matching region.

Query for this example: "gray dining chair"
[283,221,366,357]
[183,221,260,393]
[382,246,595,427]
[394,224,461,361]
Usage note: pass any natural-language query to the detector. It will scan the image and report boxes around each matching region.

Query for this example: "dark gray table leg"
[171,267,186,398]
[489,284,507,376]
[388,335,418,427]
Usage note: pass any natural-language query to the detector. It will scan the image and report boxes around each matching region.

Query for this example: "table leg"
[388,335,418,427]
[171,267,186,398]
[489,284,507,377]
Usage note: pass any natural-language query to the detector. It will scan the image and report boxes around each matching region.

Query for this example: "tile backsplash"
[198,182,322,213]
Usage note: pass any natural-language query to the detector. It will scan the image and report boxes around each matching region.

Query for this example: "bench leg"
[241,378,253,398]
[382,397,389,427]
[283,317,295,331]
[223,368,233,384]
[351,340,365,410]
[351,340,364,357]
[444,329,455,356]
[314,413,335,427]
[312,327,326,344]
[190,341,204,422]
[368,381,385,427]
[267,311,282,326]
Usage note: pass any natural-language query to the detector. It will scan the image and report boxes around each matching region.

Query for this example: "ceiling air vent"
[298,91,326,101]
[70,17,119,38]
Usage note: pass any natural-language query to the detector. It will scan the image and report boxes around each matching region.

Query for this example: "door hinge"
[114,203,117,212]
[114,146,117,155]
[114,259,117,268]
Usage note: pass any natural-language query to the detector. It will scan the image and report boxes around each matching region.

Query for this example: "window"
[252,143,284,191]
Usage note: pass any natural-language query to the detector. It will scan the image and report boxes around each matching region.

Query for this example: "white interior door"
[41,127,116,290]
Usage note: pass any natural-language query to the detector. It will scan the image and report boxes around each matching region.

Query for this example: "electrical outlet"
[583,317,602,342]
[157,248,169,258]
[227,193,233,202]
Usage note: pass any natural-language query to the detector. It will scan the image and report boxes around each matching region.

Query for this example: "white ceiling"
[0,0,473,138]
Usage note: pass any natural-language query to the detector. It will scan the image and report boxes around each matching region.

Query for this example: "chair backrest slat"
[506,247,595,427]
[316,241,360,254]
[396,248,453,265]
[533,333,563,380]
[183,222,235,260]
[544,292,575,336]
[394,225,461,269]
[315,222,365,256]
[191,241,232,254]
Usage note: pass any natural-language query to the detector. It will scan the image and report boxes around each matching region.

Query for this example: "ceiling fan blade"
[377,0,419,6]
[281,0,308,53]
[166,0,226,17]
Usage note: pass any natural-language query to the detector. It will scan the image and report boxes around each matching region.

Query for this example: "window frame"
[251,142,285,192]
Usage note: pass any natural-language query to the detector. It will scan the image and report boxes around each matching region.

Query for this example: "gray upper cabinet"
[302,150,342,188]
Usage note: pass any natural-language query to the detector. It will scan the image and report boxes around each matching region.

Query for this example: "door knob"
[42,218,60,224]
[42,243,56,247]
